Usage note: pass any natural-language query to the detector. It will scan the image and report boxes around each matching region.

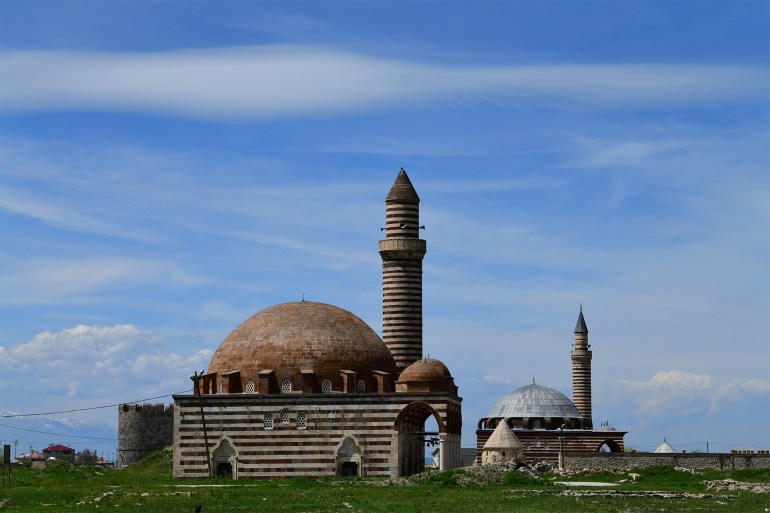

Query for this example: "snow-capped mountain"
[0,409,118,459]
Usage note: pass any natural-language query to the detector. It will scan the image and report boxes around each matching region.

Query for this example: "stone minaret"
[379,168,426,372]
[571,306,593,429]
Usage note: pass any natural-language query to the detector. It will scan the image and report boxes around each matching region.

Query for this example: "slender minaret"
[379,168,426,372]
[571,306,593,429]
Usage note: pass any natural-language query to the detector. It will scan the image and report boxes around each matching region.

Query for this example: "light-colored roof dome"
[654,439,676,453]
[208,301,397,381]
[483,421,523,451]
[597,421,617,432]
[487,383,583,419]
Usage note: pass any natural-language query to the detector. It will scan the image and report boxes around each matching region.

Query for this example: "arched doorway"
[393,402,444,477]
[211,437,238,479]
[335,436,363,477]
[597,439,622,453]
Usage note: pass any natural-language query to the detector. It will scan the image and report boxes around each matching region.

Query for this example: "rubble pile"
[704,479,770,494]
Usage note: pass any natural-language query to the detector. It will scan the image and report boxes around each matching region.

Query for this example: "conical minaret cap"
[386,168,420,203]
[574,306,588,334]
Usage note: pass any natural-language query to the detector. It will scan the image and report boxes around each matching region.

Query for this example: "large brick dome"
[208,301,397,393]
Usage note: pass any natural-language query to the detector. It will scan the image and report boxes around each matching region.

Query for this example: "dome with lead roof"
[479,382,589,431]
[487,383,583,419]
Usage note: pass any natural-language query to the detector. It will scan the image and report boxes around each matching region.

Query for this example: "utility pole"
[190,370,212,477]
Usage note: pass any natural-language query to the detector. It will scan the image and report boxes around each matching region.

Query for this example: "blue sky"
[0,1,768,453]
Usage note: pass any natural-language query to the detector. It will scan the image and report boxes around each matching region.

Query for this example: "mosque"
[119,168,625,478]
[476,307,626,466]
[170,169,462,479]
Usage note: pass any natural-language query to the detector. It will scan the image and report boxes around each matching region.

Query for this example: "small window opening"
[297,412,306,429]
[321,379,332,393]
[245,379,255,393]
[356,379,366,393]
[281,378,293,393]
[263,413,273,430]
[280,409,290,424]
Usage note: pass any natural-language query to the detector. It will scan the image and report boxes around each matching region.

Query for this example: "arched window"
[297,412,306,430]
[321,379,332,393]
[263,413,273,430]
[281,378,293,393]
[280,409,290,424]
[245,379,255,393]
[356,379,366,393]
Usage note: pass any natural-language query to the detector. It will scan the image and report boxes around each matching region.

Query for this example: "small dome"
[483,421,523,451]
[398,358,451,381]
[208,302,397,391]
[396,358,457,394]
[487,383,583,419]
[482,421,524,465]
[597,421,617,432]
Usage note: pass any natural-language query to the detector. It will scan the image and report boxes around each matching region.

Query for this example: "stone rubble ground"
[357,461,768,497]
[704,479,770,494]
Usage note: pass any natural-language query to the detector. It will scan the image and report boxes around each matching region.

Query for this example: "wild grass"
[1,451,767,513]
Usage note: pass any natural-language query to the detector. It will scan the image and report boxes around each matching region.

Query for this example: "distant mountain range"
[0,409,118,460]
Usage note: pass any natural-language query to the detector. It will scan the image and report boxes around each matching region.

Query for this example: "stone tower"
[571,306,593,428]
[379,168,426,372]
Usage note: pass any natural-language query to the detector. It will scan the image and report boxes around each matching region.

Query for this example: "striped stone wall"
[173,392,461,479]
[475,428,626,465]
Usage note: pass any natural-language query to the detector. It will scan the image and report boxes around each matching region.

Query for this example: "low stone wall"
[564,452,770,471]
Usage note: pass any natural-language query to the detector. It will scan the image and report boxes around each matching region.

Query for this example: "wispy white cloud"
[0,324,212,414]
[0,185,168,243]
[1,46,765,119]
[576,139,682,167]
[0,257,209,306]
[617,370,770,418]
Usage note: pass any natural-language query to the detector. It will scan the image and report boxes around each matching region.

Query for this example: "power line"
[3,439,117,447]
[0,390,191,418]
[0,423,118,440]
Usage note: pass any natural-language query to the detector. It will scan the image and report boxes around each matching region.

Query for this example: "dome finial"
[532,374,536,385]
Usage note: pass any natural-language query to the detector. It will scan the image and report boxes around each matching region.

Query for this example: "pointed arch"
[211,436,239,479]
[393,401,445,433]
[393,402,445,477]
[335,434,363,476]
[597,439,622,453]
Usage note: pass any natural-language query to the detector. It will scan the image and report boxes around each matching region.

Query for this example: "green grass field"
[1,450,768,513]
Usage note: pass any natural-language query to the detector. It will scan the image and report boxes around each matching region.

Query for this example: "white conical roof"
[654,438,676,453]
[483,421,523,451]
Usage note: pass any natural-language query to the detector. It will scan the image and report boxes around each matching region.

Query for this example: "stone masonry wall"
[118,403,174,468]
[564,452,770,471]
[173,392,461,479]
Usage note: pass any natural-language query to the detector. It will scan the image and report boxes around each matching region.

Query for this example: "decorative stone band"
[378,238,426,259]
